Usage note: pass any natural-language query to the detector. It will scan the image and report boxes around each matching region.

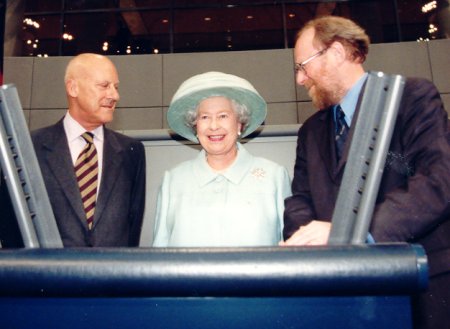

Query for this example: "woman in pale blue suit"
[153,72,291,247]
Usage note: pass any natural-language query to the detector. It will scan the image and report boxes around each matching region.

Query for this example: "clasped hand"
[279,220,331,246]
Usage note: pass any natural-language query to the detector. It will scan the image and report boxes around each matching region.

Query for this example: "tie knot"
[335,105,348,133]
[81,132,94,144]
[336,105,345,121]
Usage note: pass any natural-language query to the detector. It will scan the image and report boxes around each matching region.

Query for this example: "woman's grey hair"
[184,97,251,134]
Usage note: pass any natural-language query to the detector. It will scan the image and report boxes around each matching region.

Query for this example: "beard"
[306,66,345,110]
[308,84,340,109]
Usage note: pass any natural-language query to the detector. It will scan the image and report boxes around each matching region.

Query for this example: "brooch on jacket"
[250,168,266,180]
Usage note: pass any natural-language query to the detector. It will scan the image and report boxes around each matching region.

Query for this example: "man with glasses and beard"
[281,16,450,329]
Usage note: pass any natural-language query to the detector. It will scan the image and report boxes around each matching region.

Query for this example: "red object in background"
[0,0,5,85]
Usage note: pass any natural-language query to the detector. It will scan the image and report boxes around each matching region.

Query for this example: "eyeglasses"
[294,48,328,75]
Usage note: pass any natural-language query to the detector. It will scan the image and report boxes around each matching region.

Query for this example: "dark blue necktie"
[335,105,349,160]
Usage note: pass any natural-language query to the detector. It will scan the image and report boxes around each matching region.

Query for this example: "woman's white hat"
[167,71,267,142]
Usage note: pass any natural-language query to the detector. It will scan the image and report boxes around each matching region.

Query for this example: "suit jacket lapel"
[93,128,124,226]
[315,107,342,181]
[42,120,87,224]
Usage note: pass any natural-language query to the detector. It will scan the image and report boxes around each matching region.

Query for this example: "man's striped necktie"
[74,132,98,230]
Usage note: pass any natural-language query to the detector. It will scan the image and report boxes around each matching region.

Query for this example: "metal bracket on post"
[328,72,405,245]
[0,84,63,248]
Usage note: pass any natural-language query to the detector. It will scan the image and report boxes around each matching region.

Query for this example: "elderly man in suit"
[281,16,450,329]
[32,53,146,247]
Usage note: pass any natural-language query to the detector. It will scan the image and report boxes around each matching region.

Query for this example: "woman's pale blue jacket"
[153,143,292,247]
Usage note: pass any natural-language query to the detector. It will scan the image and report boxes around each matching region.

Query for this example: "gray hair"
[184,97,251,134]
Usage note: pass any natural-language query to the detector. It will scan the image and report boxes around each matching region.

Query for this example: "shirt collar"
[339,72,368,127]
[63,111,104,142]
[193,143,253,187]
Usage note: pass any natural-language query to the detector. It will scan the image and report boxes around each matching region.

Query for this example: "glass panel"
[396,0,436,41]
[22,14,62,56]
[63,12,118,55]
[285,1,397,47]
[123,0,171,9]
[65,0,117,11]
[24,0,63,12]
[173,4,283,53]
[63,10,170,56]
[137,10,171,54]
[351,0,397,43]
[14,0,450,57]
[173,0,261,6]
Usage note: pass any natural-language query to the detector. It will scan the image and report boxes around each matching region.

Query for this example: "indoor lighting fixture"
[422,1,437,13]
[23,18,40,28]
[428,23,438,34]
[62,33,74,41]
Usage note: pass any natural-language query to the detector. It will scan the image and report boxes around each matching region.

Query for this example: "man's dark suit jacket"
[31,119,146,247]
[284,77,450,327]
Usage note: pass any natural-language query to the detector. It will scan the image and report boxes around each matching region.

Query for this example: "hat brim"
[168,86,267,143]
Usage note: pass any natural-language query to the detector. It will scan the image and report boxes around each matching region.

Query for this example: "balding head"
[65,53,116,83]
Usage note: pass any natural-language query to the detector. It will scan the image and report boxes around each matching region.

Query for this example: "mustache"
[304,80,314,90]
[102,99,117,107]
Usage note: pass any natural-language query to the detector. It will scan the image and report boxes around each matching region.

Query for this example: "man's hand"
[279,220,331,246]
